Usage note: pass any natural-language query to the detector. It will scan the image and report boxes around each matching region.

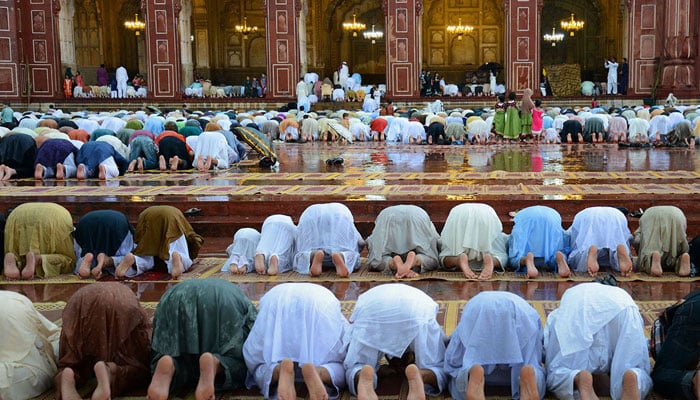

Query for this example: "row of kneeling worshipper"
[3,280,700,400]
[0,110,252,180]
[4,201,695,282]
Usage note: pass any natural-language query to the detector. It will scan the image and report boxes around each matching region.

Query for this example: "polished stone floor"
[1,142,698,306]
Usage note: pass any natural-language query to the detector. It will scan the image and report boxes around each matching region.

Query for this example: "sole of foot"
[170,252,183,279]
[332,252,349,278]
[310,250,324,276]
[650,251,663,277]
[301,363,327,400]
[3,253,20,280]
[147,356,174,400]
[77,253,93,279]
[22,252,37,280]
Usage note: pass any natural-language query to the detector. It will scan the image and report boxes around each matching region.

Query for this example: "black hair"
[508,92,516,100]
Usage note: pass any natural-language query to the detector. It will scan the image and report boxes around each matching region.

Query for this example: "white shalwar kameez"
[544,283,652,400]
[439,203,508,270]
[193,131,231,170]
[567,207,632,273]
[243,283,348,399]
[256,215,297,274]
[0,291,60,400]
[445,292,545,400]
[293,203,363,274]
[343,284,447,396]
[222,228,260,272]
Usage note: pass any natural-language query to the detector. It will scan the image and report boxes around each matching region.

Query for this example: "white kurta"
[439,203,508,269]
[544,283,652,400]
[255,215,297,274]
[567,207,632,272]
[445,291,545,400]
[343,284,447,396]
[222,228,261,272]
[243,283,348,399]
[605,61,618,94]
[193,131,230,169]
[293,203,363,274]
[0,291,60,400]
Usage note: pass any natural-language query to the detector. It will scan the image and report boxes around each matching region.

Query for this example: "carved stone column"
[143,0,182,98]
[660,0,696,92]
[626,0,663,96]
[0,0,19,99]
[383,0,421,98]
[20,0,62,99]
[503,0,540,95]
[264,0,300,98]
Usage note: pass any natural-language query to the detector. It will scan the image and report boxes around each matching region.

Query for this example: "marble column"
[178,0,193,88]
[0,0,19,98]
[660,0,696,92]
[264,0,300,97]
[383,0,421,98]
[144,0,182,98]
[503,0,541,95]
[20,0,62,99]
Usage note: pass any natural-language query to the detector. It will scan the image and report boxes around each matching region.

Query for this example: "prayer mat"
[32,299,673,400]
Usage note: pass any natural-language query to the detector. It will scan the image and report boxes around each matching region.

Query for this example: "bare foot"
[357,365,378,400]
[78,253,94,279]
[556,251,571,278]
[98,164,107,180]
[458,253,477,279]
[204,156,213,170]
[405,364,426,400]
[2,166,16,180]
[158,155,167,171]
[478,254,494,280]
[59,368,82,400]
[170,156,180,171]
[396,251,420,278]
[56,163,65,180]
[115,253,135,279]
[237,265,247,274]
[617,244,633,277]
[650,251,663,277]
[621,370,639,400]
[3,253,20,280]
[170,251,183,279]
[310,250,324,276]
[127,159,137,173]
[519,365,539,400]
[254,253,266,275]
[678,253,691,277]
[525,252,538,279]
[34,163,45,180]
[195,353,220,400]
[92,253,112,280]
[466,364,485,400]
[268,254,279,276]
[92,361,113,400]
[587,245,599,277]
[574,370,598,400]
[148,356,175,400]
[22,252,38,280]
[277,359,296,400]
[302,363,328,400]
[137,157,144,172]
[77,164,86,180]
[196,155,205,172]
[332,252,349,277]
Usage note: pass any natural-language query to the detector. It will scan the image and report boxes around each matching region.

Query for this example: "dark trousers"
[651,290,700,399]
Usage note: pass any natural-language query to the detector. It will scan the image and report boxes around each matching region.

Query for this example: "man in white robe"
[254,214,296,276]
[566,207,633,277]
[222,228,260,273]
[344,284,447,400]
[544,283,652,400]
[293,203,364,277]
[116,65,128,98]
[440,203,508,280]
[445,291,545,400]
[338,62,349,90]
[0,291,60,400]
[192,131,231,171]
[604,58,618,95]
[244,283,347,400]
[366,205,440,278]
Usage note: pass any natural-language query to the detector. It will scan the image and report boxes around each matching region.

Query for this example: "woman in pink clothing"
[531,99,544,143]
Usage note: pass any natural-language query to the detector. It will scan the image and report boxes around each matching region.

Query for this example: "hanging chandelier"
[343,14,366,37]
[235,17,258,39]
[446,18,474,40]
[560,13,584,37]
[124,13,146,36]
[543,27,564,46]
[363,25,383,44]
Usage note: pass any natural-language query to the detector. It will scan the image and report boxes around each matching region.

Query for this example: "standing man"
[620,58,629,95]
[260,73,267,97]
[115,65,129,98]
[338,61,349,90]
[96,64,109,86]
[605,57,619,95]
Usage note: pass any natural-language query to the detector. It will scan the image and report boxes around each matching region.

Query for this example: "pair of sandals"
[593,273,618,287]
[326,157,344,166]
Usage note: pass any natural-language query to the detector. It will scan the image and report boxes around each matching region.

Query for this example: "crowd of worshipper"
[185,73,268,99]
[420,69,507,98]
[63,65,148,99]
[4,271,700,399]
